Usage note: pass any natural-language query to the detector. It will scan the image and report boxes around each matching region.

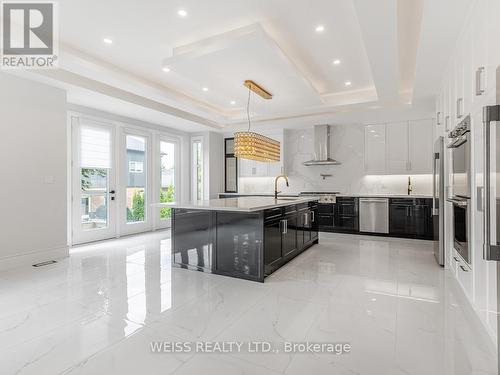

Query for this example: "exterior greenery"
[127,190,145,222]
[81,168,106,191]
[160,185,175,219]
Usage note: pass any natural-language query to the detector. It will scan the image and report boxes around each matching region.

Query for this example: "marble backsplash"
[239,125,433,196]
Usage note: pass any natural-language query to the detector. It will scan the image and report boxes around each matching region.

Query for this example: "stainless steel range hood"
[303,125,341,166]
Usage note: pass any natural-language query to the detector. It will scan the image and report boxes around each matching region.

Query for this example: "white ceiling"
[20,0,471,131]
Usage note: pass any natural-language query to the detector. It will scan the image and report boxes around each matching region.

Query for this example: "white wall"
[208,132,224,198]
[239,124,433,196]
[0,73,68,269]
[194,131,224,199]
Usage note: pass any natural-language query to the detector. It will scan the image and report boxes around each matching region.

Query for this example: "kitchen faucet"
[407,176,413,196]
[274,175,289,199]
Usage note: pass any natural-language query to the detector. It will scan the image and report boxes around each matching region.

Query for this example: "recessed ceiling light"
[103,38,113,45]
[315,25,325,33]
[162,67,170,72]
[230,100,236,105]
[332,59,341,65]
[345,81,352,86]
[202,87,208,92]
[177,9,187,17]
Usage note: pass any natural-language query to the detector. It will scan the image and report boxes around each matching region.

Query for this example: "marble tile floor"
[0,231,497,374]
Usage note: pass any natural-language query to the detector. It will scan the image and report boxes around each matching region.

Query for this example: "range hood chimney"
[303,125,341,166]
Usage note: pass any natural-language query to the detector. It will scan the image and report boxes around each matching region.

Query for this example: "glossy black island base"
[171,201,319,282]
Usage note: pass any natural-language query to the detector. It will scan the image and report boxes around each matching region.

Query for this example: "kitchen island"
[156,197,319,282]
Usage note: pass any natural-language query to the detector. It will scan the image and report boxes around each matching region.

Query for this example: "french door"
[71,118,117,244]
[71,117,181,244]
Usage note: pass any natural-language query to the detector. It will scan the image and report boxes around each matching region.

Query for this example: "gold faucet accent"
[274,175,289,199]
[407,176,413,196]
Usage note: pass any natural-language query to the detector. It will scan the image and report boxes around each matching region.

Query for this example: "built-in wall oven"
[448,115,471,198]
[449,197,470,264]
[447,115,471,264]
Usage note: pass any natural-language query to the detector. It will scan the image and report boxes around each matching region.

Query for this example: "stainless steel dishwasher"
[359,198,389,234]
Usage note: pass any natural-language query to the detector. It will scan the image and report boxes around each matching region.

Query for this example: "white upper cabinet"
[472,0,489,107]
[386,122,409,173]
[409,119,433,173]
[364,121,433,174]
[364,124,386,173]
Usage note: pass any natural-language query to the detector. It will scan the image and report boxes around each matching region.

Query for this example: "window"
[192,138,203,200]
[126,135,146,223]
[129,161,144,173]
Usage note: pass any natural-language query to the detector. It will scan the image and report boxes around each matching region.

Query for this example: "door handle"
[456,98,463,119]
[282,219,288,234]
[476,67,485,96]
[311,211,315,222]
[432,153,437,214]
[109,190,116,194]
[483,105,500,261]
[460,265,469,272]
[304,212,309,226]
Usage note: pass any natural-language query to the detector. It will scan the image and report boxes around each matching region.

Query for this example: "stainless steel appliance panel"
[448,116,471,198]
[448,197,470,264]
[359,198,389,234]
[483,67,500,261]
[433,137,445,265]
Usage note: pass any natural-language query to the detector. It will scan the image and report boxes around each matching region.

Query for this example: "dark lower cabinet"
[334,197,359,233]
[282,212,298,258]
[172,209,214,272]
[389,198,433,239]
[310,202,319,241]
[264,217,282,275]
[264,204,319,276]
[215,212,263,280]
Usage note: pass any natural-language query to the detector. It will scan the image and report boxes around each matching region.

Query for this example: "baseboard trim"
[0,246,69,271]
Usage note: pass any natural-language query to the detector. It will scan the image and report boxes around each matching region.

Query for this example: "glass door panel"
[72,119,116,244]
[81,168,108,230]
[126,135,147,224]
[160,141,176,224]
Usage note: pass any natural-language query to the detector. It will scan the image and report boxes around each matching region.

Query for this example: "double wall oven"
[447,115,471,264]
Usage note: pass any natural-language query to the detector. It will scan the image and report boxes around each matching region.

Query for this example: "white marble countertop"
[152,197,318,212]
[336,194,432,199]
[218,192,432,199]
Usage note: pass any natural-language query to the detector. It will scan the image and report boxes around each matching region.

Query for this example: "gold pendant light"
[234,80,280,162]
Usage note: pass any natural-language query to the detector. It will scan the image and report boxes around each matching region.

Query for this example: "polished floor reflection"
[0,232,497,374]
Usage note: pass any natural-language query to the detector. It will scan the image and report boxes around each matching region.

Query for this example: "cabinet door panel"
[264,219,282,273]
[387,122,409,172]
[389,205,411,235]
[282,214,297,257]
[364,125,386,173]
[409,120,433,173]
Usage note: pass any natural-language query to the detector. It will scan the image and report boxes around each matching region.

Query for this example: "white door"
[72,118,117,244]
[157,138,179,229]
